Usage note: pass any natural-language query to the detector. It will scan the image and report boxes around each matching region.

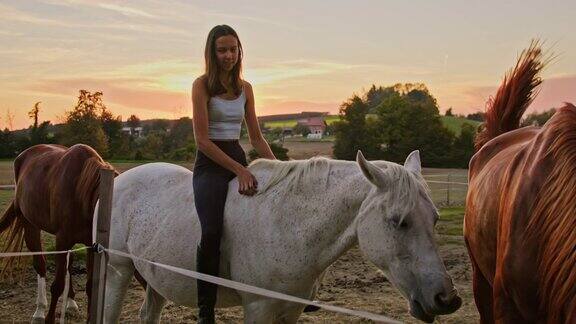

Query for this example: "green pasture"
[262,115,480,137]
[441,116,481,136]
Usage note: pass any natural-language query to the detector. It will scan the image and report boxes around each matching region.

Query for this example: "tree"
[445,108,454,116]
[0,128,17,158]
[292,123,311,136]
[143,119,170,135]
[248,142,289,161]
[61,90,109,156]
[166,117,194,152]
[451,123,476,168]
[28,102,40,129]
[127,115,141,131]
[521,108,556,126]
[141,131,165,159]
[374,89,455,166]
[100,107,123,157]
[466,112,485,122]
[333,95,380,160]
[27,102,52,145]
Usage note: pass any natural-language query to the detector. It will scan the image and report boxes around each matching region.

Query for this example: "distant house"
[122,126,143,137]
[296,117,327,135]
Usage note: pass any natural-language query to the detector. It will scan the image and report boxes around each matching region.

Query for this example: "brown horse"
[465,43,576,323]
[0,144,115,323]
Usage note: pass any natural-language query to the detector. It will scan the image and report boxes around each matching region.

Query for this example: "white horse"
[102,150,461,323]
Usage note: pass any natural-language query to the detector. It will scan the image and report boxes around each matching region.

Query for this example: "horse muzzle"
[409,288,462,323]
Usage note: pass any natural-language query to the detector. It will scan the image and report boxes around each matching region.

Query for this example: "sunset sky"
[1,0,575,130]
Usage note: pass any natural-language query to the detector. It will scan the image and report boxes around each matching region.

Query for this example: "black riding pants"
[193,140,247,252]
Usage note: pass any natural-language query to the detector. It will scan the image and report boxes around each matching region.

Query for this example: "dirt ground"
[0,235,478,323]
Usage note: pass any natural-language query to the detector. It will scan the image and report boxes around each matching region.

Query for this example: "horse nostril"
[433,289,462,313]
[434,292,451,307]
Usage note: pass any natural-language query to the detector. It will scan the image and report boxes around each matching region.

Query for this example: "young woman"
[191,25,276,323]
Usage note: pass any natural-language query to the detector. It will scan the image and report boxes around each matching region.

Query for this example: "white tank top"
[207,90,246,140]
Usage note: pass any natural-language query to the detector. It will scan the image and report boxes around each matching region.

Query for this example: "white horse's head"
[355,150,462,322]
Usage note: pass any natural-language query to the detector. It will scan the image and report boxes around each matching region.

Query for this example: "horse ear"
[404,150,421,174]
[356,150,388,188]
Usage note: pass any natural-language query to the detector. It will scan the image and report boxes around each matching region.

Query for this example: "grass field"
[262,115,480,137]
[263,115,342,129]
[441,116,481,136]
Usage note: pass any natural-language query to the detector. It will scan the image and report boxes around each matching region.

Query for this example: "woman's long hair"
[204,25,243,97]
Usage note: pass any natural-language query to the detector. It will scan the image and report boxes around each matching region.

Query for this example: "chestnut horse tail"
[0,200,26,280]
[526,104,576,323]
[474,40,546,151]
[76,156,116,218]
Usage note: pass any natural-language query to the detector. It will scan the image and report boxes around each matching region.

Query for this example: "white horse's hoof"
[66,299,80,314]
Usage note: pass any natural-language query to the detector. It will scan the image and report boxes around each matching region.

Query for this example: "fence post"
[446,173,451,206]
[89,169,115,324]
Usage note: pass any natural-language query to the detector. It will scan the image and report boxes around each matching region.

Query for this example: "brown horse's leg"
[472,261,495,323]
[23,224,48,321]
[466,240,494,324]
[493,276,526,324]
[45,237,73,324]
[64,251,80,315]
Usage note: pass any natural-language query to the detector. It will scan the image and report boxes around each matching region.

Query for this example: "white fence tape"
[0,247,89,324]
[0,246,89,258]
[105,248,401,324]
[0,246,401,323]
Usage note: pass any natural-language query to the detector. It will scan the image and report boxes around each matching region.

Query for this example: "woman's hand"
[236,167,258,196]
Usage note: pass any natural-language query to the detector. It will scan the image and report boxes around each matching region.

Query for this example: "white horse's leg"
[139,285,167,324]
[243,299,274,324]
[243,299,303,324]
[23,224,48,322]
[32,274,48,321]
[103,255,135,324]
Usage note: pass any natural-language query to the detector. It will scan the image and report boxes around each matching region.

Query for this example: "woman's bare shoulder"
[193,75,208,94]
[242,80,253,94]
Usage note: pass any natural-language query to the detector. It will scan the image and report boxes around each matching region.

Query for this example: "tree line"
[0,90,196,160]
[0,87,557,166]
[332,83,557,168]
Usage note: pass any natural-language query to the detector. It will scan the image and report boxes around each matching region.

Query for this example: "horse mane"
[526,103,576,323]
[249,156,334,194]
[474,40,546,151]
[76,154,116,217]
[249,157,431,217]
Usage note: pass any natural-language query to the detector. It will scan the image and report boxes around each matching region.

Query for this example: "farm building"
[296,117,327,135]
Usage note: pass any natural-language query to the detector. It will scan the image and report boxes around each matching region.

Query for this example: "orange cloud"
[29,77,190,115]
[449,74,576,115]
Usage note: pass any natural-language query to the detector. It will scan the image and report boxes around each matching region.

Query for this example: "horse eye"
[391,216,408,229]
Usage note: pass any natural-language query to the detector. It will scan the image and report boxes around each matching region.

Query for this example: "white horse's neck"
[309,164,371,273]
[253,159,373,276]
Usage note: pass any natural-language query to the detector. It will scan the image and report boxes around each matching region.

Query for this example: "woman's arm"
[244,81,276,160]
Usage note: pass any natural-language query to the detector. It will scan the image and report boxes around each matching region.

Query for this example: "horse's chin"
[409,300,436,323]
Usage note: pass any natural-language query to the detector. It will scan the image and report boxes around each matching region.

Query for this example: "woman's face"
[214,35,239,72]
